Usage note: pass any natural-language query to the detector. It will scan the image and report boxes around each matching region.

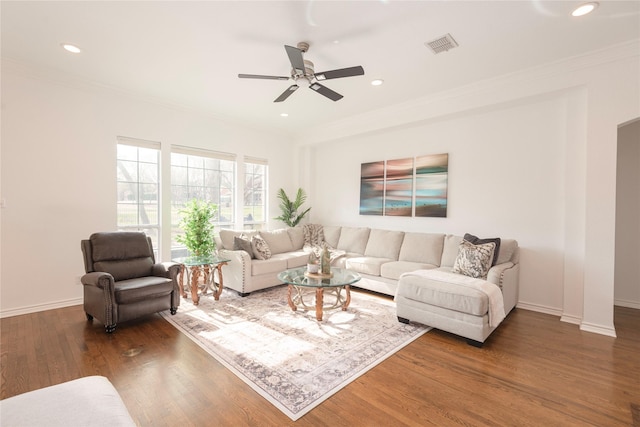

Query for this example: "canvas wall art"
[415,153,448,217]
[359,161,385,215]
[384,158,414,216]
[359,153,448,218]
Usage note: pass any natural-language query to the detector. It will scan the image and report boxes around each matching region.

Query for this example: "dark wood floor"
[2,292,639,426]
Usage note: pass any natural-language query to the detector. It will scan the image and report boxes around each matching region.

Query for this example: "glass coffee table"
[278,267,361,321]
[172,255,230,305]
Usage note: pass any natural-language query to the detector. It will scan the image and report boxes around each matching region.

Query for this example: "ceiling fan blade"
[309,82,343,101]
[274,85,299,103]
[314,66,365,81]
[284,45,305,75]
[238,73,289,81]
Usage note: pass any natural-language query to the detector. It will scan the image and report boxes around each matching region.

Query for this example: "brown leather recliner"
[81,231,180,333]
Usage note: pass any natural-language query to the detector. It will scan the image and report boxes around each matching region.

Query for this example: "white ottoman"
[0,376,136,426]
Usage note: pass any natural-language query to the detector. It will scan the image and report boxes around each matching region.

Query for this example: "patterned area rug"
[160,285,430,421]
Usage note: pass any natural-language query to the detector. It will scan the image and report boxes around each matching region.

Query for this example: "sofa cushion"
[398,232,445,265]
[396,272,489,316]
[337,227,370,254]
[260,229,294,255]
[440,234,463,267]
[452,240,496,279]
[345,256,391,276]
[271,251,308,269]
[323,226,342,248]
[288,227,305,250]
[219,230,258,250]
[251,235,272,260]
[364,229,404,260]
[252,258,287,276]
[464,233,501,266]
[380,261,438,280]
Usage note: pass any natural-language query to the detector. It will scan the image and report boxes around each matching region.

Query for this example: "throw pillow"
[233,235,254,259]
[251,234,272,260]
[452,240,496,279]
[464,233,501,266]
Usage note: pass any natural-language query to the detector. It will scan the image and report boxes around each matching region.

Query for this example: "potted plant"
[275,188,311,227]
[176,199,218,257]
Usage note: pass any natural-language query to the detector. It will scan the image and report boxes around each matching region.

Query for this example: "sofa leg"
[170,307,177,315]
[86,313,94,321]
[397,316,410,324]
[466,339,484,348]
[105,324,116,334]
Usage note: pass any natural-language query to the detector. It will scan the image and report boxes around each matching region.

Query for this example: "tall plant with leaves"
[176,199,218,256]
[275,188,311,227]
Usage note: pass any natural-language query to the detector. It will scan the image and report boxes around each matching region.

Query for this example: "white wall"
[0,61,292,316]
[297,40,640,336]
[307,94,568,312]
[615,119,640,309]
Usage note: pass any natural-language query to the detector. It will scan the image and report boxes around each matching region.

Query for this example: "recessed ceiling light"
[371,79,384,86]
[572,2,598,17]
[61,43,82,53]
[280,113,289,117]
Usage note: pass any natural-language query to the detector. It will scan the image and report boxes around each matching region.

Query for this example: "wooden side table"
[172,255,230,305]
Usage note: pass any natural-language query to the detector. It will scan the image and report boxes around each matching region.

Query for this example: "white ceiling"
[2,1,639,137]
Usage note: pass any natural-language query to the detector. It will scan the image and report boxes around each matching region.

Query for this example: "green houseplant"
[176,199,218,257]
[275,188,311,227]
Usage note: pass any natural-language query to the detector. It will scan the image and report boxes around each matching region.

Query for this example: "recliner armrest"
[152,262,181,279]
[81,271,115,291]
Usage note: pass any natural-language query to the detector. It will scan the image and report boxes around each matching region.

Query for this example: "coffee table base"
[287,284,351,321]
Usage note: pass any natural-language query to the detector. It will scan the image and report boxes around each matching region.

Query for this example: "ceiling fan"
[238,42,364,103]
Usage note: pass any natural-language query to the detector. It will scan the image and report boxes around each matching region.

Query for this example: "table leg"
[190,266,201,306]
[342,285,351,311]
[315,288,324,321]
[287,285,297,312]
[212,262,226,301]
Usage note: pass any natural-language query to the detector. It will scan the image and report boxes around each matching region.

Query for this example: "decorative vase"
[307,263,319,274]
[321,246,331,275]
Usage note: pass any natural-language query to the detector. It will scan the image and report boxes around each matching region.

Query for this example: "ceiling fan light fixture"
[572,2,598,16]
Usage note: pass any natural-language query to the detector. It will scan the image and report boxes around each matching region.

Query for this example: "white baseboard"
[0,298,83,319]
[516,301,562,317]
[560,314,582,325]
[614,299,640,310]
[580,321,617,338]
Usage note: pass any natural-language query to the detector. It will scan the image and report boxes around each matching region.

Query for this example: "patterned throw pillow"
[251,234,272,260]
[233,234,254,259]
[463,233,501,266]
[452,240,496,279]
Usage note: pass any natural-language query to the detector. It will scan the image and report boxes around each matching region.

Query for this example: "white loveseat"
[216,225,519,345]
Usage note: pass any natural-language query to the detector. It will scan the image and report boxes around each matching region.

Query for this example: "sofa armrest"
[152,262,181,279]
[487,262,519,314]
[218,249,252,294]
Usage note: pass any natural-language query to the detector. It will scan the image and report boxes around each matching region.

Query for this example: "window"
[171,146,236,256]
[116,137,161,255]
[244,157,268,230]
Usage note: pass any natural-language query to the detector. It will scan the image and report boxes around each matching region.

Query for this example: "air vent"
[425,33,458,54]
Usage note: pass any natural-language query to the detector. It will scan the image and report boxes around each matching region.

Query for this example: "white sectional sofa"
[216,225,519,345]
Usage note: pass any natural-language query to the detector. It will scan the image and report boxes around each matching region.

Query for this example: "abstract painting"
[415,153,448,217]
[359,161,385,215]
[384,158,414,216]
